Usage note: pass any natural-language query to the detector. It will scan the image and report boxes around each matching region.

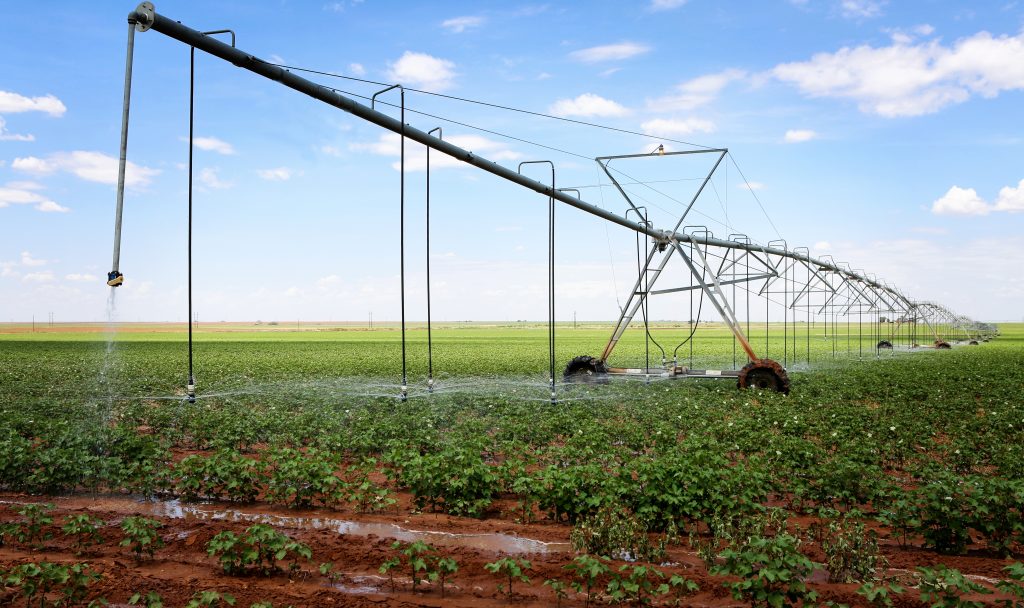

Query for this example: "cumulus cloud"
[0,90,66,116]
[813,241,832,251]
[350,132,519,171]
[650,0,687,10]
[773,30,1024,117]
[739,181,766,191]
[257,167,296,181]
[21,252,47,266]
[931,185,990,215]
[549,93,629,117]
[0,183,68,213]
[12,151,159,187]
[442,15,484,33]
[387,51,457,91]
[570,42,651,63]
[640,117,715,136]
[188,136,235,155]
[348,63,366,76]
[0,117,34,141]
[784,129,818,142]
[199,167,232,190]
[994,179,1024,212]
[839,0,885,19]
[646,69,746,111]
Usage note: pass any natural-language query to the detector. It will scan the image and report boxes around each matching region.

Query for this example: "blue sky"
[1,0,1022,323]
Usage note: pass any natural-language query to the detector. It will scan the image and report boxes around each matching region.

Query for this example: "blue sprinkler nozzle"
[107,271,124,287]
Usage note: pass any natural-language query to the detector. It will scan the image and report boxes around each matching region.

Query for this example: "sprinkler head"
[187,382,196,404]
[106,271,124,287]
[427,378,434,393]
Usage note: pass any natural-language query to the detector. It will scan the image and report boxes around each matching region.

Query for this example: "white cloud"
[21,252,46,266]
[35,200,69,213]
[931,186,990,215]
[442,15,485,33]
[549,93,629,117]
[640,117,715,136]
[784,129,818,142]
[22,271,54,283]
[12,151,159,187]
[350,132,520,171]
[813,241,832,251]
[320,145,342,156]
[0,184,67,213]
[0,90,66,116]
[348,63,366,76]
[0,117,34,141]
[387,52,457,91]
[994,179,1024,212]
[773,30,1024,117]
[839,0,885,19]
[199,167,232,190]
[739,181,766,191]
[188,136,235,155]
[65,273,97,282]
[647,69,746,111]
[569,42,651,63]
[11,156,55,174]
[257,167,296,181]
[650,0,687,10]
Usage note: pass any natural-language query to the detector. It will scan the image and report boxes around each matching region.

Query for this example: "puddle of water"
[324,581,380,595]
[144,499,569,555]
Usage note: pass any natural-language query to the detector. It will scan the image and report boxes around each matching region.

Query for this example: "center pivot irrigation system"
[107,3,996,402]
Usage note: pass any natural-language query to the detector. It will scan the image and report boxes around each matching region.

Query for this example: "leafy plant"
[12,502,54,546]
[184,590,236,608]
[485,556,531,598]
[917,564,991,608]
[544,578,568,607]
[435,556,458,598]
[3,561,101,608]
[129,591,165,608]
[995,562,1024,606]
[563,554,611,608]
[821,516,884,583]
[174,449,265,503]
[62,514,106,555]
[119,516,165,560]
[570,503,664,562]
[265,447,344,508]
[857,580,905,608]
[206,524,312,576]
[710,533,818,608]
[606,563,666,606]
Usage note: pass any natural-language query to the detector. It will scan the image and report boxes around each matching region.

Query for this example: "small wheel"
[563,355,607,380]
[876,340,893,349]
[935,341,951,349]
[737,358,790,395]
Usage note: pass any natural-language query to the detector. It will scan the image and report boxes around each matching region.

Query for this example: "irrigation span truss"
[106,2,995,400]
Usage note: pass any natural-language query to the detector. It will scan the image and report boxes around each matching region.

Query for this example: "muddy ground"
[1,491,1017,607]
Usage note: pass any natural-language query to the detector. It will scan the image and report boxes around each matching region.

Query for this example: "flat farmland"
[1,322,1023,607]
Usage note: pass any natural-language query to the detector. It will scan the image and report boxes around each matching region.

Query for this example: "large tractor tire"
[737,358,791,395]
[563,355,608,380]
